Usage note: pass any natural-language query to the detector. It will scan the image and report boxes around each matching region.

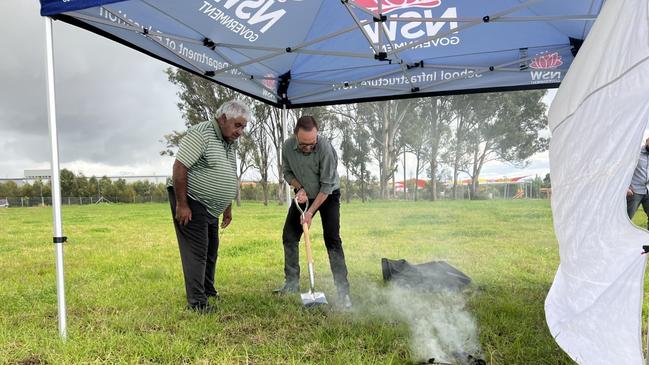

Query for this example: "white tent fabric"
[38,2,649,357]
[545,0,649,363]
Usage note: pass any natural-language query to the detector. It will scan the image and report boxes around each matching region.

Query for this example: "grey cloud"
[0,1,184,177]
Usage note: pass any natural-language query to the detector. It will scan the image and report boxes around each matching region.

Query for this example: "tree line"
[164,69,549,205]
[0,170,169,204]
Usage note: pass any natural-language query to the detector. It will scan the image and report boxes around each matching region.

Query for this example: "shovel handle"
[302,223,313,265]
[295,197,314,264]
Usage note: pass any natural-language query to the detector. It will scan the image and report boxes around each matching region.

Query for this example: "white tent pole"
[282,105,291,207]
[44,16,68,341]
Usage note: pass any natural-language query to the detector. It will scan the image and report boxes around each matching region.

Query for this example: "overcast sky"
[0,1,553,181]
[0,1,183,179]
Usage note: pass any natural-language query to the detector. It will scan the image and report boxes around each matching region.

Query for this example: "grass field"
[0,200,646,364]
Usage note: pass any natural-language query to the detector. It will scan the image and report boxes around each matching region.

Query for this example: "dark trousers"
[282,190,350,294]
[168,187,219,307]
[627,192,649,229]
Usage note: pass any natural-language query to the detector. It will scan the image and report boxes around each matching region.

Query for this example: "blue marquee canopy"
[40,0,603,108]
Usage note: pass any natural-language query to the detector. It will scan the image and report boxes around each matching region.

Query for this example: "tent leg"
[282,105,291,207]
[45,16,67,341]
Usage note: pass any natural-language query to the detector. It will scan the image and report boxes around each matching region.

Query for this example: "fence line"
[1,195,170,207]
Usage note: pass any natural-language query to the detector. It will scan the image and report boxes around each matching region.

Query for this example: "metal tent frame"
[39,0,603,340]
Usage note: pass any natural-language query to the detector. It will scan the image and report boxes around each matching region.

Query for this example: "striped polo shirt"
[173,120,238,218]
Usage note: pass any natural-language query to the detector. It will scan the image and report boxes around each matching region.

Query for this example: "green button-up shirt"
[172,120,238,218]
[282,135,340,199]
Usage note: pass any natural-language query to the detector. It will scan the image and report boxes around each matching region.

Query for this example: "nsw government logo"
[353,0,458,50]
[529,52,563,84]
[261,73,276,98]
[354,0,442,14]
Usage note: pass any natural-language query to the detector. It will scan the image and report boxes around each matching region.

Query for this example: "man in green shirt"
[274,116,352,309]
[168,100,250,313]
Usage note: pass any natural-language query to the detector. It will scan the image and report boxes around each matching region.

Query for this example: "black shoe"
[272,282,299,294]
[186,302,217,314]
[340,294,352,309]
[338,289,352,310]
[207,290,220,301]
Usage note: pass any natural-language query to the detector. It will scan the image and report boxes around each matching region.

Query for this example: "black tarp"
[381,258,471,291]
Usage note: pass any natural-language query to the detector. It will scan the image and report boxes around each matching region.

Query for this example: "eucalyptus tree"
[235,125,256,206]
[453,90,549,197]
[359,100,413,199]
[423,96,453,201]
[454,90,548,199]
[251,102,274,206]
[330,104,372,202]
[161,68,240,157]
[445,94,499,199]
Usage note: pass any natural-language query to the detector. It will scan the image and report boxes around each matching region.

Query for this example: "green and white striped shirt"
[174,120,238,218]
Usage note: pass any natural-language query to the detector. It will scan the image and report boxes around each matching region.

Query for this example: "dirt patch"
[13,356,46,365]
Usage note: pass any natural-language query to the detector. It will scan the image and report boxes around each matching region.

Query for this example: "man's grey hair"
[216,100,251,122]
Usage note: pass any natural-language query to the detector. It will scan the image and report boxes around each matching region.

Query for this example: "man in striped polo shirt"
[168,100,250,313]
[275,115,352,309]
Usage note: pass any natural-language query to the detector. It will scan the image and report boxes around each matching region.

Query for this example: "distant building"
[0,177,26,186]
[240,180,257,188]
[0,168,176,188]
[24,169,52,180]
[393,179,428,192]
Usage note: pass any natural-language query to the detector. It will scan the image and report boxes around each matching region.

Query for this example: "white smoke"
[357,283,482,364]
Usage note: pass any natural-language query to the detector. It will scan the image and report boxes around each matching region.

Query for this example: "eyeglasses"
[298,142,317,149]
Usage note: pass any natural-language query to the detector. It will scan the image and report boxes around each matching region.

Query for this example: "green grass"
[0,200,640,364]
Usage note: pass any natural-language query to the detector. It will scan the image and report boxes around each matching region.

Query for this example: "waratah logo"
[529,52,563,70]
[262,73,276,90]
[354,0,441,14]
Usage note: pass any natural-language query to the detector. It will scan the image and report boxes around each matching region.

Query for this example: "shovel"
[294,197,328,307]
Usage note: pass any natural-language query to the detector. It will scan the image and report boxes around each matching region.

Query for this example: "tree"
[360,100,413,199]
[330,104,373,202]
[112,178,128,202]
[256,103,286,204]
[444,95,492,199]
[88,176,99,197]
[459,90,548,198]
[19,182,33,199]
[419,96,453,201]
[98,176,112,200]
[297,106,338,139]
[30,178,50,204]
[132,180,154,202]
[251,103,273,206]
[0,181,20,198]
[402,100,440,201]
[235,128,256,207]
[60,169,76,197]
[161,68,241,156]
[75,173,90,197]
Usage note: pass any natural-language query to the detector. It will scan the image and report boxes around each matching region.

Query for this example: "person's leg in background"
[627,192,643,220]
[639,194,649,230]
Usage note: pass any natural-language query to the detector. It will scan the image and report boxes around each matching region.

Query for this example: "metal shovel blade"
[301,290,328,307]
